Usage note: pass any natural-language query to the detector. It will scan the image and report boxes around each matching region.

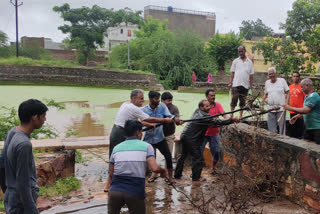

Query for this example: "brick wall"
[47,49,106,65]
[0,65,157,89]
[220,123,320,212]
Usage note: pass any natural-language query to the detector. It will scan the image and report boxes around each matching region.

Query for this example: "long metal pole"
[10,0,23,57]
[15,0,19,57]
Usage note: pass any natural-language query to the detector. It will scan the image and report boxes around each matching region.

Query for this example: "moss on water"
[0,85,232,136]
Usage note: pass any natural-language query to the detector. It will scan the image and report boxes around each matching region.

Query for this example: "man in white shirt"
[104,89,173,192]
[261,67,289,135]
[229,46,254,118]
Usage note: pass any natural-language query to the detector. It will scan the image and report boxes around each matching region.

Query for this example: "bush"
[109,17,217,89]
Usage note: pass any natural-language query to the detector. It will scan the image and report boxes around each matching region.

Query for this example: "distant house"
[104,23,139,53]
[20,36,106,64]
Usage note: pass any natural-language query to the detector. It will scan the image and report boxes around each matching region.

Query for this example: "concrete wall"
[145,8,215,41]
[0,65,157,89]
[220,123,320,212]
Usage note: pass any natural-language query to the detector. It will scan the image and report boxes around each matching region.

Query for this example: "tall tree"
[280,0,320,43]
[239,19,274,40]
[206,32,243,72]
[253,0,320,76]
[53,4,142,65]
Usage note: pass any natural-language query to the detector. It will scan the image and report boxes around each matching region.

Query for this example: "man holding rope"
[283,78,320,144]
[142,91,183,184]
[105,89,174,192]
[174,100,239,182]
[261,67,289,135]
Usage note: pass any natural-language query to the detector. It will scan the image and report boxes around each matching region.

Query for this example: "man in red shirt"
[201,89,229,175]
[288,71,305,138]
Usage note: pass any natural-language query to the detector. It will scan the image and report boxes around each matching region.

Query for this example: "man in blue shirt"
[142,91,181,184]
[283,78,320,144]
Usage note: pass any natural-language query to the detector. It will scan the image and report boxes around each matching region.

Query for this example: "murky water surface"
[0,85,232,137]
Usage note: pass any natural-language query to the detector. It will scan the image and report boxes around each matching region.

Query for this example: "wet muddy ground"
[41,148,310,214]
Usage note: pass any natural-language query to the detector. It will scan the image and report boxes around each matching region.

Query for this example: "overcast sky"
[0,0,296,42]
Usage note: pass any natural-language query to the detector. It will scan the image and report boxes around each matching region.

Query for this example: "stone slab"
[0,136,109,150]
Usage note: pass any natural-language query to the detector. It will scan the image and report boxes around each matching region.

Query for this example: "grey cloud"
[0,0,296,42]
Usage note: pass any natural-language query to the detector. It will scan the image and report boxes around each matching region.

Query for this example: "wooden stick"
[241,107,280,120]
[277,110,285,124]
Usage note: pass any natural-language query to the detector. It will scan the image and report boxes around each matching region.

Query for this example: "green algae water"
[0,85,232,137]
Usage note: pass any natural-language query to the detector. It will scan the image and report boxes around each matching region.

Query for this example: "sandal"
[147,176,159,183]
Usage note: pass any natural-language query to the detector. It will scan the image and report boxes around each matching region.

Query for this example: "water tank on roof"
[168,6,173,12]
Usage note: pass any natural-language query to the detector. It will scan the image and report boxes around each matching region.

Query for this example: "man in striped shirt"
[108,120,167,214]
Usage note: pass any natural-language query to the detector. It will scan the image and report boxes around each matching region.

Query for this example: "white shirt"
[230,57,254,89]
[114,102,149,127]
[264,78,289,112]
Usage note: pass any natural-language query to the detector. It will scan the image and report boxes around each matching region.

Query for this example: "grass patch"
[39,176,81,198]
[75,150,85,163]
[0,57,81,67]
[0,57,152,74]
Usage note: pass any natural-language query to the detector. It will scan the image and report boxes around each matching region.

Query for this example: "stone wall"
[220,123,320,212]
[36,150,75,186]
[179,72,320,94]
[0,65,157,89]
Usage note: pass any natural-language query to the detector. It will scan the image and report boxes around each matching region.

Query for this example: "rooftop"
[144,5,216,17]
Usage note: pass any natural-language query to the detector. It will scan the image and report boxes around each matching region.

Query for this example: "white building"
[103,23,139,53]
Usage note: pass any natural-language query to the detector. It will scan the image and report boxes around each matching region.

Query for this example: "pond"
[0,85,233,137]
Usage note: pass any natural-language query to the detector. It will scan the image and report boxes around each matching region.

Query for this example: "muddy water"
[0,85,232,137]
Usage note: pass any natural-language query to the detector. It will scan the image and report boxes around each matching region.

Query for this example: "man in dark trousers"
[161,92,180,160]
[1,99,48,214]
[174,100,239,182]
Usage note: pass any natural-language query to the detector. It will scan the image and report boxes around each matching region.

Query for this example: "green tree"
[109,17,214,89]
[206,32,243,72]
[0,31,8,47]
[254,0,320,76]
[253,37,308,75]
[240,19,274,40]
[53,4,142,65]
[280,0,320,43]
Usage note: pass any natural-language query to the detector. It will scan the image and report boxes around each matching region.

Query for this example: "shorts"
[231,86,248,108]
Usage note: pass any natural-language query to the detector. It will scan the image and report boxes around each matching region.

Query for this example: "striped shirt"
[109,138,154,199]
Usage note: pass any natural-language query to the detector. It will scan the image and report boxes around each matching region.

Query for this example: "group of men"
[106,88,240,213]
[0,45,319,214]
[229,45,320,144]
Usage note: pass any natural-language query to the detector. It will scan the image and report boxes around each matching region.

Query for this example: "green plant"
[206,32,243,72]
[0,106,58,141]
[44,99,65,110]
[39,176,81,198]
[75,150,85,163]
[110,17,217,89]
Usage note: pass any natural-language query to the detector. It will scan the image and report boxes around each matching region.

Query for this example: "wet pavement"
[41,149,310,214]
